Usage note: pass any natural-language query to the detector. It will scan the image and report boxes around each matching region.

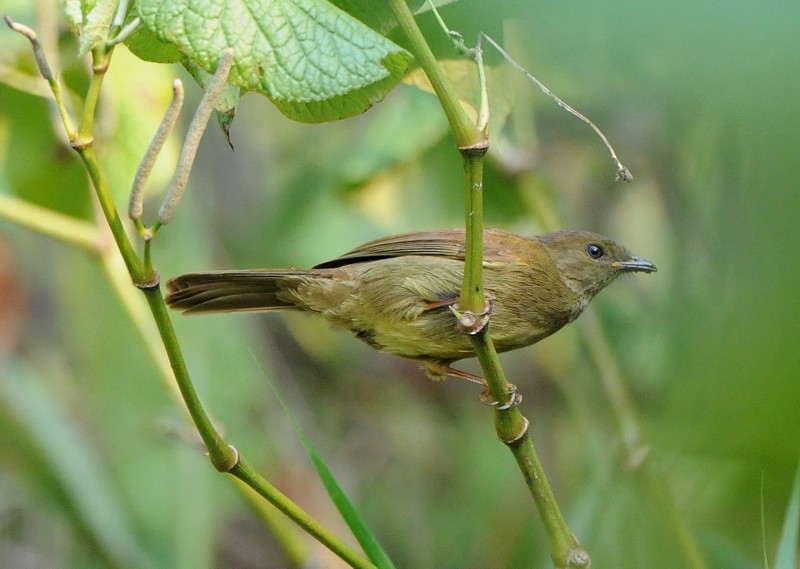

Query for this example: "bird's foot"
[449,295,495,335]
[424,362,522,409]
[478,385,523,410]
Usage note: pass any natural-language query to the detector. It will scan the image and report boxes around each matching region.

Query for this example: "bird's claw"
[479,383,522,410]
[451,295,495,335]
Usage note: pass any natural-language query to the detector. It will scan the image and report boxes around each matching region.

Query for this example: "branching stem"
[6,16,378,566]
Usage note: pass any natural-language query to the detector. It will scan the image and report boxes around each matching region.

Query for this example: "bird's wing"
[313,228,525,269]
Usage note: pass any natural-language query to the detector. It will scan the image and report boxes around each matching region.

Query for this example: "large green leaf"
[135,0,412,122]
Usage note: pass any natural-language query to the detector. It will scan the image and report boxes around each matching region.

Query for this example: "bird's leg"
[424,361,521,409]
[425,361,486,385]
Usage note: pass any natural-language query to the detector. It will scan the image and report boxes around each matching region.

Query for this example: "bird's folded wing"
[314,228,526,269]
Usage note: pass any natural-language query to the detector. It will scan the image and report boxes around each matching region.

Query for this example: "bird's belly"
[346,301,558,362]
[358,312,475,361]
[327,256,578,362]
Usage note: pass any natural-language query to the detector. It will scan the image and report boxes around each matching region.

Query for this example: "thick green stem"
[508,434,587,568]
[142,286,236,470]
[76,146,144,281]
[459,147,486,312]
[386,0,480,147]
[390,3,587,566]
[471,330,588,568]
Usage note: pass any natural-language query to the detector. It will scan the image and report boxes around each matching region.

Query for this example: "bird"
[166,228,656,387]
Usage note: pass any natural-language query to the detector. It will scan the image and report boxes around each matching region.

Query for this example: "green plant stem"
[75,146,145,281]
[7,17,385,566]
[390,3,587,566]
[79,49,110,141]
[459,149,485,312]
[99,246,177,392]
[0,192,364,566]
[235,479,314,568]
[469,296,588,562]
[386,0,480,148]
[141,286,237,470]
[71,51,368,566]
[232,458,376,569]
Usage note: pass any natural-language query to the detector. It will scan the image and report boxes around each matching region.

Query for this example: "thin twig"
[4,16,77,138]
[480,33,632,182]
[473,38,489,134]
[112,0,131,28]
[4,16,53,80]
[108,16,141,46]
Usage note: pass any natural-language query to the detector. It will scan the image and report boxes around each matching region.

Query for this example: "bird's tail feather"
[165,270,326,313]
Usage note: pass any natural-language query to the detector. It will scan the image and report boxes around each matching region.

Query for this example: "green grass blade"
[252,354,396,569]
[0,362,156,569]
[762,473,771,569]
[774,461,800,569]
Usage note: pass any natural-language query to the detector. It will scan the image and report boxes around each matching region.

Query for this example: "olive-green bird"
[166,228,656,382]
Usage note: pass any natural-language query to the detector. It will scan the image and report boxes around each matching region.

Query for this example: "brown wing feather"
[314,228,532,269]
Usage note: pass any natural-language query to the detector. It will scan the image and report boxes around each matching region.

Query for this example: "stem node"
[70,136,95,151]
[211,444,240,472]
[134,272,161,290]
[498,416,529,444]
[457,138,489,157]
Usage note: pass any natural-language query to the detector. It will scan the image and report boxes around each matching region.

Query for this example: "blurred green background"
[1,0,799,568]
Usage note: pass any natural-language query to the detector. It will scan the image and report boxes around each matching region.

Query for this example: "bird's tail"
[165,269,327,313]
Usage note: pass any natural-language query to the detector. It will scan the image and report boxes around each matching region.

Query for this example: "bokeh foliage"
[1,0,798,568]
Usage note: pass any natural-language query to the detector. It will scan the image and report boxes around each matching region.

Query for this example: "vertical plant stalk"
[388,2,588,566]
[463,145,588,569]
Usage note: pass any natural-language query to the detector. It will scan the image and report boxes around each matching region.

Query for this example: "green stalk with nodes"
[388,2,590,567]
[4,15,377,569]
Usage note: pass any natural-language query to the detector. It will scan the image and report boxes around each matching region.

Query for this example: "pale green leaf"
[136,0,412,122]
[63,0,85,30]
[78,0,118,56]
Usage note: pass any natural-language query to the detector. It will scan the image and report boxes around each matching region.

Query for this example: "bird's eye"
[586,244,605,259]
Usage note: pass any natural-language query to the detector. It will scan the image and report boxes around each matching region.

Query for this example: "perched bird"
[166,228,655,383]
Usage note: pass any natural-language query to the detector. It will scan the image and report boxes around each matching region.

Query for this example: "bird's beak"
[612,256,657,273]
